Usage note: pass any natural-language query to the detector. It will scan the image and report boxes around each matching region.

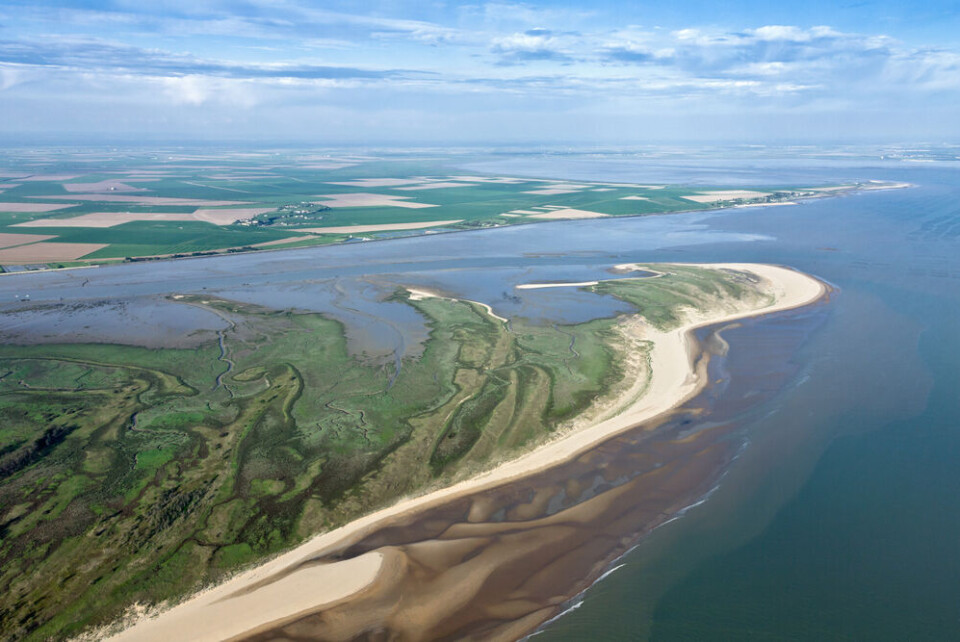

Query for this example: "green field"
[0,151,850,269]
[0,266,767,640]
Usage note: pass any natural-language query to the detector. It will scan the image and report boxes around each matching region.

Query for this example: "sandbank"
[109,263,824,642]
[516,281,599,289]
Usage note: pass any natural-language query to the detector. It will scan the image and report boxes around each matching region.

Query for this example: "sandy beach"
[107,263,825,642]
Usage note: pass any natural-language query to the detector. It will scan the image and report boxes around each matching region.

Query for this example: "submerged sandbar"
[108,263,825,642]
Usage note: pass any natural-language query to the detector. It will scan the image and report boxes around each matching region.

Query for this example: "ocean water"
[510,158,960,640]
[3,152,957,639]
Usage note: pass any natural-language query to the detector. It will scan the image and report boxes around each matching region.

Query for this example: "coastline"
[106,263,827,642]
[3,180,910,276]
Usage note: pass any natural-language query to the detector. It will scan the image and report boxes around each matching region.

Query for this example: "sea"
[1,150,957,640]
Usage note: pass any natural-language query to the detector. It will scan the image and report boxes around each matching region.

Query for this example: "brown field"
[13,212,195,228]
[0,242,108,263]
[300,220,462,234]
[0,232,56,248]
[314,193,437,209]
[62,180,157,193]
[19,174,81,182]
[252,235,320,247]
[0,203,78,213]
[27,195,251,206]
[192,208,275,225]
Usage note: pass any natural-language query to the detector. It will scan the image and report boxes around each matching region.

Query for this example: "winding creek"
[2,154,959,639]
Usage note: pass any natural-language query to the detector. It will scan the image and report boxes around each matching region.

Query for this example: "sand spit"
[405,287,508,323]
[109,263,825,642]
[516,281,600,290]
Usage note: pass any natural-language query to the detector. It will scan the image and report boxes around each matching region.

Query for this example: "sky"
[1,0,959,144]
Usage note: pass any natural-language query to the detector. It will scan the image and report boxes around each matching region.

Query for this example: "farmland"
[0,149,862,270]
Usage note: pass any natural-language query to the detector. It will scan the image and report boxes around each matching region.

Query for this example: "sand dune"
[109,263,824,642]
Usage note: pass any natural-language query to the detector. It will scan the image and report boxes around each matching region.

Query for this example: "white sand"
[301,220,462,234]
[620,195,651,201]
[0,203,78,213]
[109,264,824,642]
[528,208,609,220]
[314,193,437,209]
[516,281,599,290]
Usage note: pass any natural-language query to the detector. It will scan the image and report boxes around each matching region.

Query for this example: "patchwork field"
[0,149,873,269]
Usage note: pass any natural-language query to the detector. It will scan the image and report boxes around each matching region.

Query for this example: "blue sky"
[1,0,959,144]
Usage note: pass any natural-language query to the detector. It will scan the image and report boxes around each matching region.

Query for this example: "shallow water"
[2,153,957,639]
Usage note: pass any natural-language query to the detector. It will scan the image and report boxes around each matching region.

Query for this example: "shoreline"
[107,263,827,642]
[2,180,910,275]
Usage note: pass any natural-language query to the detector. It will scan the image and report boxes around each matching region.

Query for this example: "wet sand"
[108,263,825,642]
